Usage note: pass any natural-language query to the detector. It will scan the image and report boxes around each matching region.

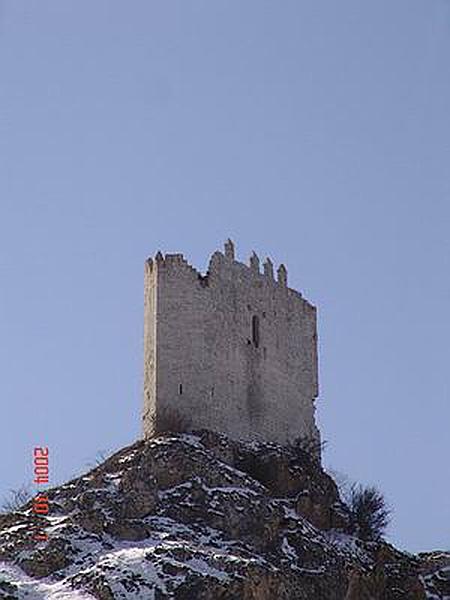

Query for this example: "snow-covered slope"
[0,431,447,599]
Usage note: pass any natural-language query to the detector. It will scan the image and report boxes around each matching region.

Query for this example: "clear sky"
[0,1,449,553]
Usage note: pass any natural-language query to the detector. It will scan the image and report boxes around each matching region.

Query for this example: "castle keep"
[143,240,320,448]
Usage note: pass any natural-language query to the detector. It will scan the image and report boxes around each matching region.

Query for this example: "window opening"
[252,315,260,348]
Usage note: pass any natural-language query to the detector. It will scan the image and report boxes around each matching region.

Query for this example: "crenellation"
[155,252,203,282]
[143,240,320,454]
[145,257,154,273]
[224,238,235,260]
[263,257,274,279]
[249,251,260,274]
[277,264,288,287]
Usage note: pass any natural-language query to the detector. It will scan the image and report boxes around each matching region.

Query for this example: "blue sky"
[0,0,449,552]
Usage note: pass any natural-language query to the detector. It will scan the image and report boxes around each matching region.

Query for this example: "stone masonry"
[143,240,320,449]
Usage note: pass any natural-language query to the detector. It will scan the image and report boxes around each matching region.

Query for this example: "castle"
[142,240,320,449]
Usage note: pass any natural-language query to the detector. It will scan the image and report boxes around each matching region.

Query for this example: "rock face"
[0,431,443,599]
[418,552,450,599]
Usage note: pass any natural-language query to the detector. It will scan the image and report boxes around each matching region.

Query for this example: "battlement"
[146,252,198,273]
[146,240,312,308]
[143,240,320,451]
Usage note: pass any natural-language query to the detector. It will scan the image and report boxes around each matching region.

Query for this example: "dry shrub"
[348,484,391,541]
[1,484,32,513]
[288,435,327,465]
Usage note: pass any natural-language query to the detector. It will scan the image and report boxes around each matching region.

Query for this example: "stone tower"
[143,240,320,448]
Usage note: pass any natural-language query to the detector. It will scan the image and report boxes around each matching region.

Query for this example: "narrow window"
[179,383,183,395]
[252,315,260,348]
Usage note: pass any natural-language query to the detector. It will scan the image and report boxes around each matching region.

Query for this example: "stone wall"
[143,241,320,449]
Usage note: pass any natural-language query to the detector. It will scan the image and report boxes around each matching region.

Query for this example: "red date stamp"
[32,447,49,542]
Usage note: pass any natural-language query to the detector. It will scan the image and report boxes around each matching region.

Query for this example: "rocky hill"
[0,431,448,599]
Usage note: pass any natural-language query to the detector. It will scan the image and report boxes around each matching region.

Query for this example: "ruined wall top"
[146,239,314,307]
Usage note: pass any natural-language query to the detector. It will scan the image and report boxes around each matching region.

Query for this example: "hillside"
[0,431,448,599]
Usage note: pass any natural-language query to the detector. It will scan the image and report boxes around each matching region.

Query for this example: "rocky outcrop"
[418,551,450,599]
[0,430,440,599]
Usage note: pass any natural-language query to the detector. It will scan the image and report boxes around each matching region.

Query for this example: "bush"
[151,407,191,435]
[288,435,327,465]
[1,484,32,513]
[348,484,391,541]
